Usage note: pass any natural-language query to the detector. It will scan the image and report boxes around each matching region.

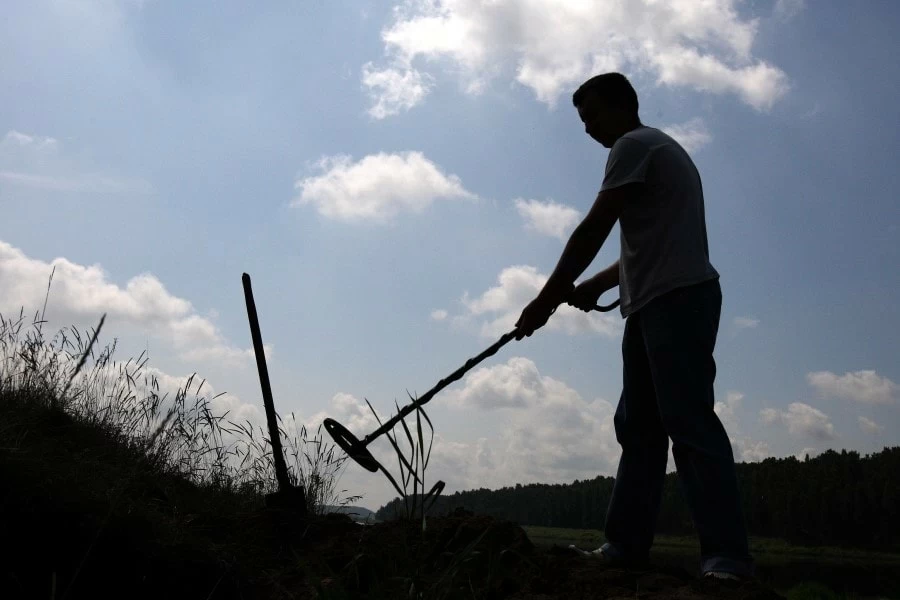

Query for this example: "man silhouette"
[514,72,755,580]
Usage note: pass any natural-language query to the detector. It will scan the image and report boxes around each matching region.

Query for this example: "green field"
[521,526,900,599]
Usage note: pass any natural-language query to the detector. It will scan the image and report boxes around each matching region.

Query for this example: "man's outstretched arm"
[539,183,634,301]
[515,182,638,337]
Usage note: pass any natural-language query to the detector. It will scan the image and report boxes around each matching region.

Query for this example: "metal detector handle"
[552,286,620,315]
[554,297,620,315]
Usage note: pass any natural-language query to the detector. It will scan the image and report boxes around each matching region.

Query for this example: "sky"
[2,0,898,511]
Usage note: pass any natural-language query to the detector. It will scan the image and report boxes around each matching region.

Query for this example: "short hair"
[572,72,639,119]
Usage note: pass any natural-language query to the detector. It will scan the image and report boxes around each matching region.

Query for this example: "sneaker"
[703,571,743,582]
[568,543,649,568]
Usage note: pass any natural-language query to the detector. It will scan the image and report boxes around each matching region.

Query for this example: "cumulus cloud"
[858,416,884,435]
[444,356,574,411]
[714,390,743,431]
[660,118,713,153]
[451,265,621,338]
[807,370,898,405]
[736,439,771,462]
[760,402,836,441]
[514,198,581,240]
[365,0,790,115]
[430,309,448,321]
[438,356,621,487]
[362,64,435,119]
[714,390,770,463]
[0,240,257,366]
[137,368,263,433]
[733,316,760,329]
[292,152,477,222]
[303,392,386,441]
[0,130,152,194]
[795,446,820,461]
[774,0,806,22]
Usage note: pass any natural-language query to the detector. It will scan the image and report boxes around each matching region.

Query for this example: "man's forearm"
[540,223,608,301]
[588,259,620,292]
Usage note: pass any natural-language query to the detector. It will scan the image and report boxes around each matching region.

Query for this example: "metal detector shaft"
[242,273,292,493]
[324,295,620,472]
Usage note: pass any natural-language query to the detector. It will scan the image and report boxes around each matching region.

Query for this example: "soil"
[273,508,786,600]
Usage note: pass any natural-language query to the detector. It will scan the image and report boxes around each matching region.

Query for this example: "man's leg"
[639,279,755,578]
[603,311,670,563]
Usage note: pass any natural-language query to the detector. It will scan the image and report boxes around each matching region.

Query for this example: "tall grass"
[0,303,359,515]
[363,393,445,530]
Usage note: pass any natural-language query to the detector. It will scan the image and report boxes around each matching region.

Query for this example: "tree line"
[375,446,900,549]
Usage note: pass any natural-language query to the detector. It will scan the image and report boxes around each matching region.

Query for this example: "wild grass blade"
[59,314,106,406]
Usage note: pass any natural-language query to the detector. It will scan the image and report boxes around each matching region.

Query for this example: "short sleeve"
[600,138,652,192]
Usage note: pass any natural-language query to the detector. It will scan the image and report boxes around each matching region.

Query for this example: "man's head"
[572,72,642,148]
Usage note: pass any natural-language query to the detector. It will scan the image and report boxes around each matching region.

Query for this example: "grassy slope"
[0,391,314,600]
[5,389,900,599]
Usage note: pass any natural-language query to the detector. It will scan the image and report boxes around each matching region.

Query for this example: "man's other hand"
[568,278,608,312]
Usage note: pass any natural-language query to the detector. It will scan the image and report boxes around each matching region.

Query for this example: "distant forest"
[375,447,900,550]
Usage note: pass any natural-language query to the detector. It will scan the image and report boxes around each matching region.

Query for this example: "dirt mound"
[287,509,785,599]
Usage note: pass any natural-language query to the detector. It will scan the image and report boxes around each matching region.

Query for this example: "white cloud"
[444,356,571,411]
[430,309,448,321]
[438,356,621,487]
[807,370,898,406]
[715,390,743,431]
[760,402,836,441]
[736,438,771,462]
[452,265,622,339]
[713,390,770,463]
[514,198,581,240]
[303,392,386,441]
[795,447,820,461]
[774,0,806,22]
[858,416,884,435]
[2,130,60,152]
[365,0,790,115]
[0,130,152,195]
[733,316,760,329]
[138,367,264,432]
[660,118,713,153]
[650,45,788,112]
[292,152,477,222]
[0,240,255,367]
[362,64,434,119]
[759,408,780,424]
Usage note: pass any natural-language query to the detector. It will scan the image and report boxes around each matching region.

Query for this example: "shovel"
[324,293,620,474]
[243,273,308,514]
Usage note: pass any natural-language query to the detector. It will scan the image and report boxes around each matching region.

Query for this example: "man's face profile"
[577,95,612,148]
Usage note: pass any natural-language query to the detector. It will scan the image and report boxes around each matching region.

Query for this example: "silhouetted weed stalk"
[364,393,445,531]
[0,301,359,515]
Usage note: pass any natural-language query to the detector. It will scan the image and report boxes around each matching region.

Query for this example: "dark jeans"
[602,278,755,578]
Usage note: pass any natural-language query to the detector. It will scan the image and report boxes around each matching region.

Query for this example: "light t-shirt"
[599,125,719,317]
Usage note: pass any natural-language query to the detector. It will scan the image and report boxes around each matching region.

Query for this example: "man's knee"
[614,415,668,448]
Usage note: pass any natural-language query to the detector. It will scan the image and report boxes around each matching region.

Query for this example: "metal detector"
[324,294,620,473]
